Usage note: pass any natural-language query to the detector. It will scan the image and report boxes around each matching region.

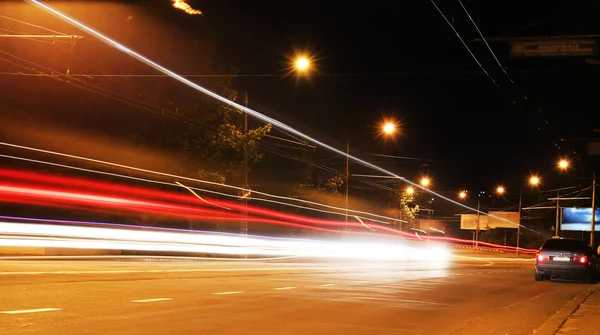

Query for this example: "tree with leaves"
[393,184,420,230]
[324,175,344,194]
[179,68,271,184]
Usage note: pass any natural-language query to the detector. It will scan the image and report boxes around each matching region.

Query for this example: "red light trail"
[0,169,537,253]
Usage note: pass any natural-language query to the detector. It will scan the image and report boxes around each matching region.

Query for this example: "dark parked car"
[534,237,599,283]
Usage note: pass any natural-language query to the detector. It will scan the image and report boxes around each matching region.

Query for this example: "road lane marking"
[1,308,60,314]
[320,283,336,287]
[274,286,296,290]
[131,298,173,303]
[212,291,242,295]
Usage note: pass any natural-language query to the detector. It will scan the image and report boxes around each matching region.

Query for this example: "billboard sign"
[587,141,600,156]
[416,219,446,233]
[561,207,600,231]
[460,212,520,230]
[510,39,597,58]
[460,214,488,231]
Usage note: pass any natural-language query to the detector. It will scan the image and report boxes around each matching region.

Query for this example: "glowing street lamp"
[496,186,505,195]
[558,159,570,170]
[382,122,397,135]
[344,122,399,229]
[459,191,467,199]
[405,186,415,195]
[294,56,311,73]
[529,175,540,186]
[420,177,430,187]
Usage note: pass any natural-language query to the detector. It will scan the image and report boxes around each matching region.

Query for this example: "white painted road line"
[274,287,296,290]
[320,283,336,287]
[1,308,61,314]
[212,291,242,295]
[131,298,173,303]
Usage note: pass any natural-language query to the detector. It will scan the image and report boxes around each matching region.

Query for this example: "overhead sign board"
[562,207,600,231]
[460,212,519,230]
[416,219,446,233]
[588,142,600,156]
[510,39,597,58]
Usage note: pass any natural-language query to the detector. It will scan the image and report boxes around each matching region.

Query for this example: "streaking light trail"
[0,215,539,254]
[24,0,528,231]
[0,148,405,225]
[0,168,538,253]
[0,169,408,236]
[0,221,451,262]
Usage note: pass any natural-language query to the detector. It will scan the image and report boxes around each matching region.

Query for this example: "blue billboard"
[562,207,600,231]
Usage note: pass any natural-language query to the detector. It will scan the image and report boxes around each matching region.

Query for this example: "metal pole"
[344,140,349,230]
[475,198,480,248]
[555,190,560,237]
[591,173,596,246]
[242,87,249,236]
[516,193,522,255]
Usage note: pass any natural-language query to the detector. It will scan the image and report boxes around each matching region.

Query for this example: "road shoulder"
[535,283,600,335]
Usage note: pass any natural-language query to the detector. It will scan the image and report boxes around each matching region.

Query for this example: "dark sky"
[2,0,600,198]
[196,0,600,191]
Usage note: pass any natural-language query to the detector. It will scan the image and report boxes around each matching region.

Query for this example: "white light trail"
[0,221,451,262]
[24,0,527,231]
[175,181,231,211]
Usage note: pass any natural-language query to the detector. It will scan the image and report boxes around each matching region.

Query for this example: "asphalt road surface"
[0,253,592,335]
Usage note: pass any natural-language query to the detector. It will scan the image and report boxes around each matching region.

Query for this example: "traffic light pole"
[475,198,480,248]
[591,173,596,246]
[516,193,522,255]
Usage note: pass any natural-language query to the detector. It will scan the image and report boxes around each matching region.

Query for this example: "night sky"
[201,0,600,190]
[2,0,600,198]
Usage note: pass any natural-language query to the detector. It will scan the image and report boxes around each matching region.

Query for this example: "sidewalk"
[555,286,600,335]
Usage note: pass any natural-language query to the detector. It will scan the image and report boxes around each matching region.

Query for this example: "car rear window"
[541,239,587,251]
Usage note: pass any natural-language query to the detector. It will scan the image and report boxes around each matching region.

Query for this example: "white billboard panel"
[460,212,519,230]
[460,214,488,230]
[488,211,520,229]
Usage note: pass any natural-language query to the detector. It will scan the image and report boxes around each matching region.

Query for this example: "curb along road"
[533,283,600,335]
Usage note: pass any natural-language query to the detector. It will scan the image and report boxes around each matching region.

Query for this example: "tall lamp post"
[241,56,312,236]
[344,122,397,228]
[556,158,597,246]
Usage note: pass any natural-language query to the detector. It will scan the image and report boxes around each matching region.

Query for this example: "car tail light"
[536,254,545,262]
[580,255,588,264]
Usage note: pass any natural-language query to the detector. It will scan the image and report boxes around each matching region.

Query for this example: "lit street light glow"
[295,56,310,72]
[420,177,430,187]
[382,122,396,135]
[496,186,505,195]
[459,191,467,199]
[558,159,570,170]
[406,186,415,195]
[529,175,540,186]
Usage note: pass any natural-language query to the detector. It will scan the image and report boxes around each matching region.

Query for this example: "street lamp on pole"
[556,158,596,246]
[242,56,313,236]
[344,121,398,229]
[515,176,541,254]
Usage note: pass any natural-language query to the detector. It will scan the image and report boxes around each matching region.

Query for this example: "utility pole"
[242,87,249,237]
[555,190,560,237]
[475,197,481,248]
[516,193,522,255]
[591,173,596,246]
[344,140,350,230]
